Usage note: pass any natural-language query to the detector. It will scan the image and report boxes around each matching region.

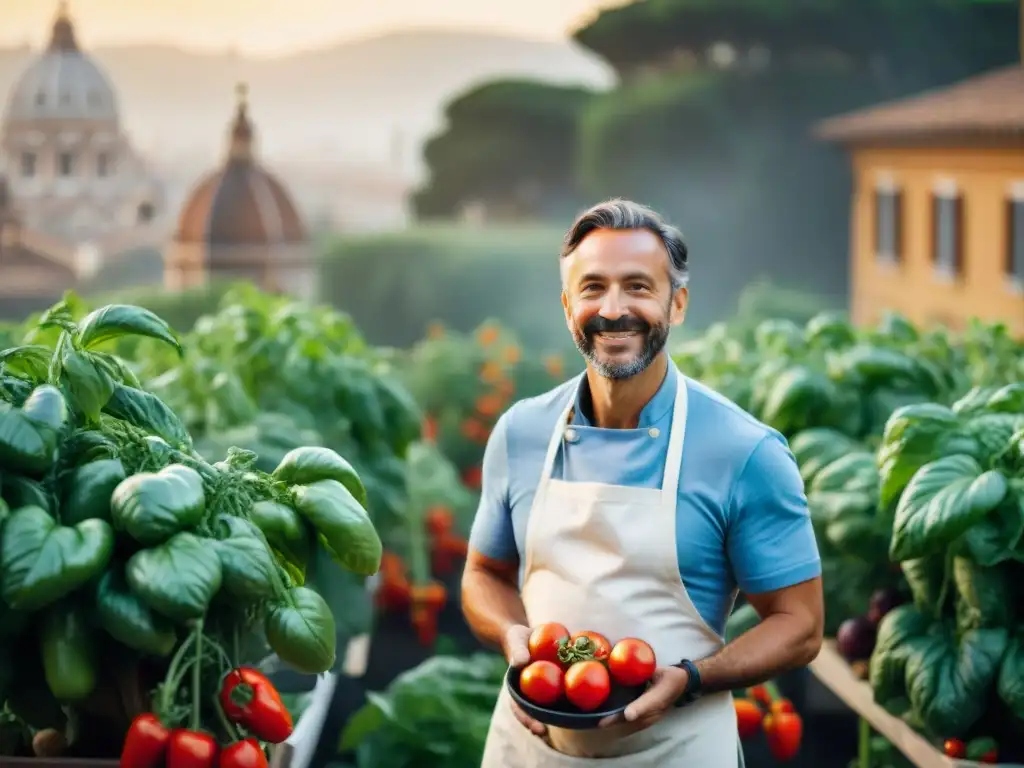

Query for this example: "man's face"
[561,228,688,380]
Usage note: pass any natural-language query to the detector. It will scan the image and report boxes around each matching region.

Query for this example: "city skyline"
[0,0,623,55]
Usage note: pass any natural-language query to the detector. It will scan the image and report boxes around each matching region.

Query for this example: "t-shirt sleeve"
[467,410,518,562]
[727,432,821,595]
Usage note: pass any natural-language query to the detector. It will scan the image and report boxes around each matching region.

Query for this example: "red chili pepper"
[979,751,999,764]
[219,668,294,744]
[167,730,218,768]
[219,739,269,768]
[121,713,171,768]
[943,738,966,758]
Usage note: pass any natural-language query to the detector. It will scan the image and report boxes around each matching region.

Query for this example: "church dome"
[175,84,306,245]
[2,3,119,127]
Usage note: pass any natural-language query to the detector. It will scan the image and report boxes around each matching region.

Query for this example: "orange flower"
[475,393,503,417]
[502,344,521,364]
[543,354,563,378]
[496,378,515,397]
[427,321,445,339]
[460,418,486,441]
[480,360,503,383]
[422,415,438,442]
[476,325,500,346]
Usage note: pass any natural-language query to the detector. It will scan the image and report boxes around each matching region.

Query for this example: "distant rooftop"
[814,64,1024,146]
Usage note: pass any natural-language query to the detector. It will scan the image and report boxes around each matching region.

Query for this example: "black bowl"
[505,665,647,730]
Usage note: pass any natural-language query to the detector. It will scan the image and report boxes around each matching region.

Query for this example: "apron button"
[564,428,579,443]
[648,427,661,438]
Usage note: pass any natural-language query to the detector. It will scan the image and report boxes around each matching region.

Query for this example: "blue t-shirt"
[468,364,821,638]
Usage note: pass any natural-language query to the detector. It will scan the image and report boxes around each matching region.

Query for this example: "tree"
[412,80,597,220]
[572,0,1018,80]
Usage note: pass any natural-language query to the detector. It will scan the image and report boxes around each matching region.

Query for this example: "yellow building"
[815,27,1024,334]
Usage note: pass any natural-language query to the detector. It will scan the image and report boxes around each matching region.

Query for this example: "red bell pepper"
[763,712,802,761]
[219,667,294,744]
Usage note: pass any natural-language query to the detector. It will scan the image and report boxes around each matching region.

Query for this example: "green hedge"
[318,225,576,351]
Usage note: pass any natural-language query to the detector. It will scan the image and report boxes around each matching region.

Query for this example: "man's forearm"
[461,560,528,650]
[695,613,821,695]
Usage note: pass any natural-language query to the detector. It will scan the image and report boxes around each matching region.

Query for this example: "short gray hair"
[560,199,689,290]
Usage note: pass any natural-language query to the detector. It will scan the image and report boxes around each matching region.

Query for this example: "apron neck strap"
[660,369,688,505]
[538,369,689,503]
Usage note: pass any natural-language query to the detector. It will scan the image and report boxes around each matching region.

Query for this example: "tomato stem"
[404,483,430,587]
[212,693,240,743]
[191,617,205,732]
[159,631,199,722]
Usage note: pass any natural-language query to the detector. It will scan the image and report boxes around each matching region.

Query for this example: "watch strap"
[672,659,702,707]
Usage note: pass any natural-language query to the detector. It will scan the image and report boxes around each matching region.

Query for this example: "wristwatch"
[672,659,702,707]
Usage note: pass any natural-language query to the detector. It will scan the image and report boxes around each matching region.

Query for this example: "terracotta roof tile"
[814,65,1024,144]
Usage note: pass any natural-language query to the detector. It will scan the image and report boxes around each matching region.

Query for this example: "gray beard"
[572,324,670,380]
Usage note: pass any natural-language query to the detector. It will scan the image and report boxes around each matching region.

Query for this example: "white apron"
[480,370,742,767]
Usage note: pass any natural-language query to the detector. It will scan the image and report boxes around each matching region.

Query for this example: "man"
[461,199,823,767]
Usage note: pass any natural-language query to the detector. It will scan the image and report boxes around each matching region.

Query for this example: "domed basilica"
[0,2,313,312]
[0,2,165,248]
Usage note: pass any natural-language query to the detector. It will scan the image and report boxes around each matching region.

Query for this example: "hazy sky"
[0,0,622,55]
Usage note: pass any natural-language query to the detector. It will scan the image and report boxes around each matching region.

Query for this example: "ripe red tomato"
[608,638,656,686]
[942,739,966,758]
[528,622,569,664]
[564,661,611,712]
[519,661,564,706]
[570,631,612,661]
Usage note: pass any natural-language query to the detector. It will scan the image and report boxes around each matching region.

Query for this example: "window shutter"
[953,194,964,275]
[893,190,903,262]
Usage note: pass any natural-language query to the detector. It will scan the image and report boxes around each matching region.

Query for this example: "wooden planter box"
[810,640,1024,768]
[0,761,117,767]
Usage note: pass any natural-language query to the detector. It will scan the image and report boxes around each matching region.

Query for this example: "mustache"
[583,315,650,335]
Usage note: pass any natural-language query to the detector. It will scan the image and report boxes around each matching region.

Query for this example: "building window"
[1008,188,1024,284]
[58,152,75,177]
[97,153,110,177]
[931,186,963,277]
[137,201,155,223]
[20,152,36,177]
[35,92,45,106]
[874,185,902,262]
[59,92,71,105]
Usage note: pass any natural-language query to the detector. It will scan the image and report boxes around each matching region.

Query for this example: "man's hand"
[503,624,548,737]
[598,665,689,730]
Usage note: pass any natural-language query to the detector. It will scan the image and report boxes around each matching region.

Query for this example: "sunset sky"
[0,0,621,55]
